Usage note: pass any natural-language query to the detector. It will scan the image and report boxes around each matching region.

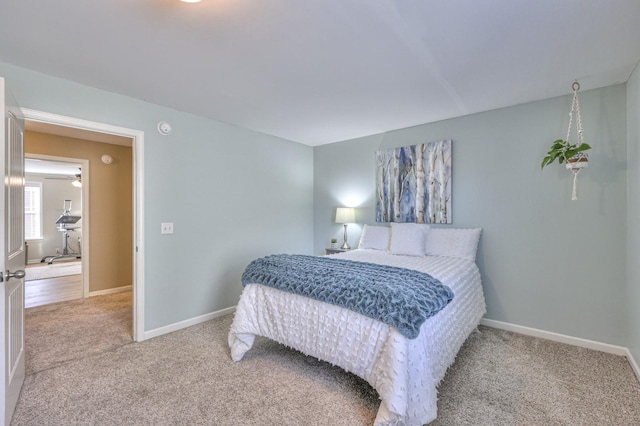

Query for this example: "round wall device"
[101,154,114,165]
[157,121,172,135]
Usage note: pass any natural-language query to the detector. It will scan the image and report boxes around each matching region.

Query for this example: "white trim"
[132,125,145,342]
[21,108,145,342]
[26,154,90,299]
[626,348,640,383]
[22,109,137,142]
[482,319,640,383]
[480,318,628,356]
[144,306,236,340]
[89,285,132,297]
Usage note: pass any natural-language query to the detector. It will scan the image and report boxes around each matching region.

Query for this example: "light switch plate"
[161,222,174,234]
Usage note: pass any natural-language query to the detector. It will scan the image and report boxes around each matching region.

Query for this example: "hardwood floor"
[25,274,83,308]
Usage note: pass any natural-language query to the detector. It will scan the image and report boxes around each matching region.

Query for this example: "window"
[24,182,43,240]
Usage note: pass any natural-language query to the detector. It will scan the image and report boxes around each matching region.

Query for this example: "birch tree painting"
[375,139,452,224]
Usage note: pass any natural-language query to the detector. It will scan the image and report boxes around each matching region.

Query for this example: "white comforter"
[228,249,486,425]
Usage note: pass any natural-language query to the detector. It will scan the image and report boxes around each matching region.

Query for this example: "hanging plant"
[540,138,591,169]
[541,81,591,200]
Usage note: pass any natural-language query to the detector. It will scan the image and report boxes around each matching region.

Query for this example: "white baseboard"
[89,285,132,297]
[626,348,640,382]
[481,318,640,384]
[480,318,629,356]
[144,306,236,340]
[138,312,640,383]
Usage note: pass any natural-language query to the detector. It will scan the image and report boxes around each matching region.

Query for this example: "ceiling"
[25,158,81,176]
[1,1,639,146]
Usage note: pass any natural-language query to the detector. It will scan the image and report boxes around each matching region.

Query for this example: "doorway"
[21,108,145,342]
[24,156,86,307]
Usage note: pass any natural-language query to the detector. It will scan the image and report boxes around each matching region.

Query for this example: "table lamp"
[335,207,356,249]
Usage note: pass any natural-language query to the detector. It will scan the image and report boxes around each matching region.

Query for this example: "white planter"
[566,159,588,170]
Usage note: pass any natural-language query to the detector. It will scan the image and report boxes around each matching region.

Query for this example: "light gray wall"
[24,173,82,263]
[627,64,640,363]
[0,62,314,331]
[3,59,633,350]
[314,85,628,346]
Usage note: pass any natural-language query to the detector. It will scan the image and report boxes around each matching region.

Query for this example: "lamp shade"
[335,207,355,224]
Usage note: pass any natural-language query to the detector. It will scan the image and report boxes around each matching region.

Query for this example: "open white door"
[0,77,25,425]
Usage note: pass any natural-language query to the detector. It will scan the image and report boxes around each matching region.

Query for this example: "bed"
[228,225,486,425]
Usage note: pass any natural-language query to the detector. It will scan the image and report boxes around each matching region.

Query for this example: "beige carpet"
[12,295,640,425]
[23,291,132,375]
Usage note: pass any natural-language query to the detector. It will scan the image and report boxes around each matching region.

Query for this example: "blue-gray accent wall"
[314,85,628,346]
[627,63,640,364]
[0,62,314,331]
[2,59,636,353]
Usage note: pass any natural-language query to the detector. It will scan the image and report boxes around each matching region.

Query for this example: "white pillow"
[358,225,390,251]
[424,228,482,261]
[389,223,429,256]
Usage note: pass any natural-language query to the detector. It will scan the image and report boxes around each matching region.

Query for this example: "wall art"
[375,139,452,223]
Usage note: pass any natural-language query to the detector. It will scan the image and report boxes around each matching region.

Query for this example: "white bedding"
[228,249,486,425]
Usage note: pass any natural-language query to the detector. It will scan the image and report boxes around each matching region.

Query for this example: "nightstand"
[325,248,349,255]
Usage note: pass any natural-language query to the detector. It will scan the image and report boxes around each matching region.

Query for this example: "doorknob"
[2,269,26,282]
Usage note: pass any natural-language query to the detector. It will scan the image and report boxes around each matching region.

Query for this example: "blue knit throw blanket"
[241,254,454,339]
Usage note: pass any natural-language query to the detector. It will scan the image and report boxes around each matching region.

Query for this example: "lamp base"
[341,223,350,250]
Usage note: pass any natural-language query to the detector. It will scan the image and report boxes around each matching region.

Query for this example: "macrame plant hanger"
[565,80,588,200]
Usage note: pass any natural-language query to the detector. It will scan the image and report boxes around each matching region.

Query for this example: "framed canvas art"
[376,139,452,224]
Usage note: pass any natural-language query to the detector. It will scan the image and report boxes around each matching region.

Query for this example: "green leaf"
[541,157,550,169]
[541,139,585,169]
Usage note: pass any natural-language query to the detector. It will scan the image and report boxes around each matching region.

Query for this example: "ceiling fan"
[43,168,82,187]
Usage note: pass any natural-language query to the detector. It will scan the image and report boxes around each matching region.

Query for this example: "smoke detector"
[157,122,172,135]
